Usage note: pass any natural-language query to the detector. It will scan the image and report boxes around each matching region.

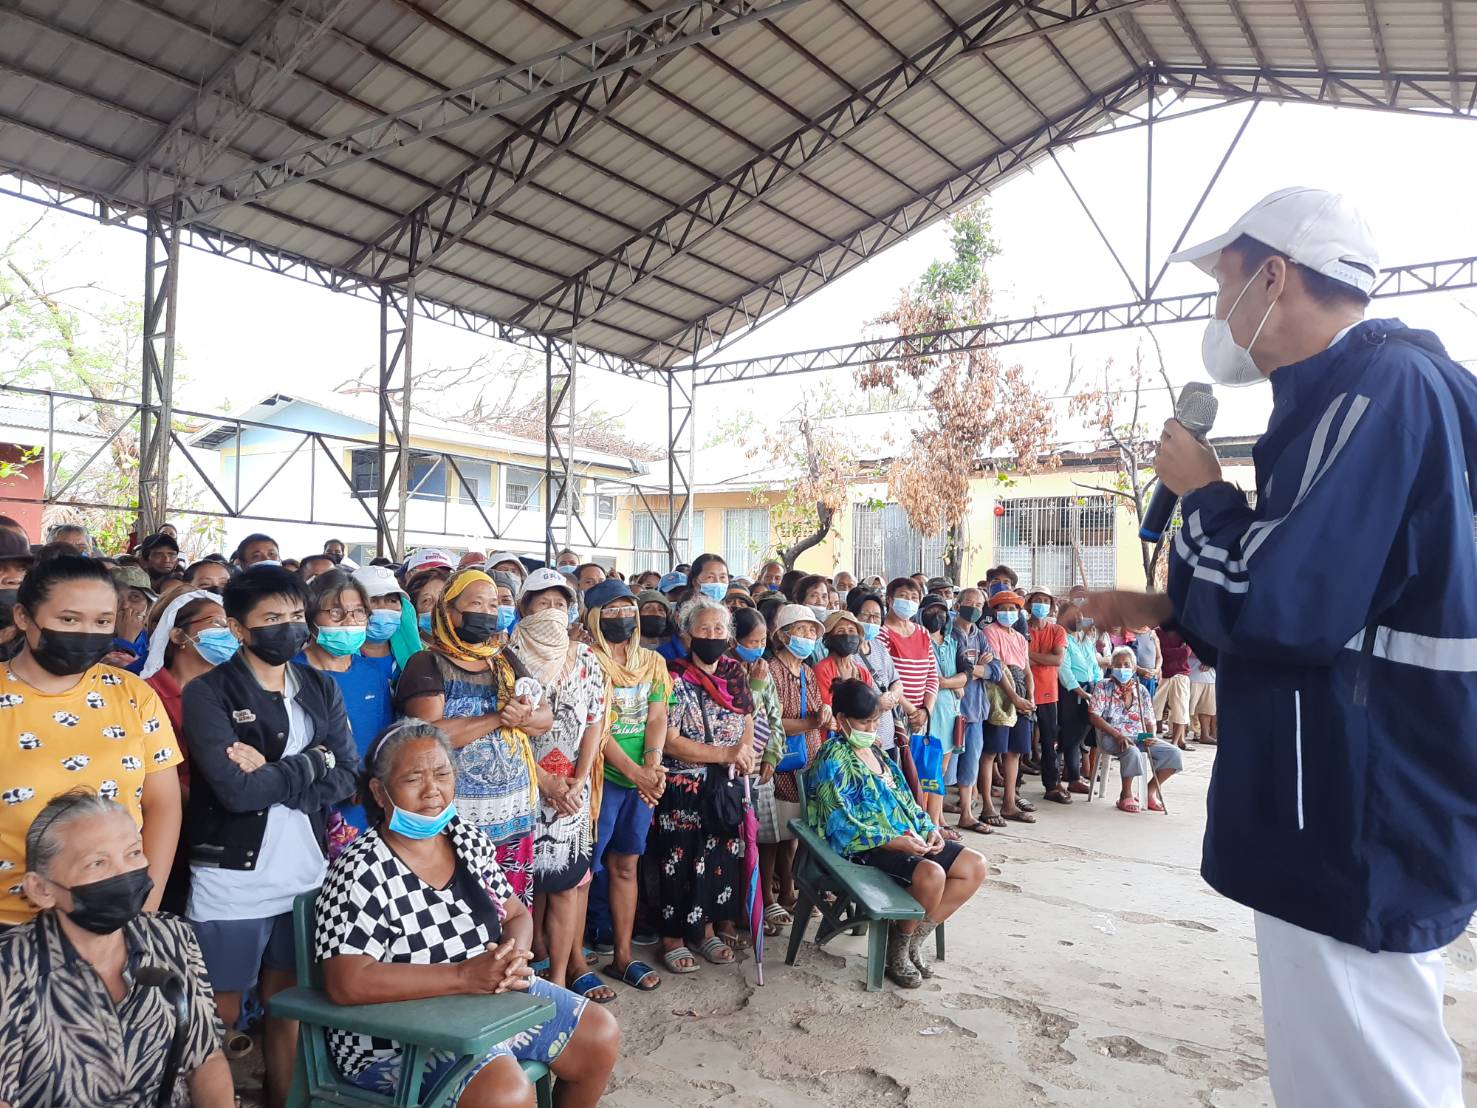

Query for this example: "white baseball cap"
[403,547,454,577]
[353,564,407,599]
[1169,187,1380,294]
[518,566,577,604]
[488,551,527,575]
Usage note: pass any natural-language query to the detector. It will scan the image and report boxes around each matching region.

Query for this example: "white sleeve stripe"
[1192,564,1250,593]
[1346,626,1477,672]
[1241,392,1347,551]
[1240,393,1370,565]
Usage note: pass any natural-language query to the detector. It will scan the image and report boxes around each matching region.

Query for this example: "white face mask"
[1201,269,1279,387]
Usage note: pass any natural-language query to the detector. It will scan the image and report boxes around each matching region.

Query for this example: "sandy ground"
[599,745,1477,1108]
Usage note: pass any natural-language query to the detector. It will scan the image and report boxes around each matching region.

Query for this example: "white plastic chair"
[1087,733,1145,806]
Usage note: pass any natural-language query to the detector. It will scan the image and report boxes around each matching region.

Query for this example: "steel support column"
[376,278,416,559]
[665,365,695,565]
[544,341,580,563]
[137,203,180,534]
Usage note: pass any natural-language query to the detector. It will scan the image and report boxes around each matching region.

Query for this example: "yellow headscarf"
[430,569,501,663]
[430,567,538,813]
[585,600,673,830]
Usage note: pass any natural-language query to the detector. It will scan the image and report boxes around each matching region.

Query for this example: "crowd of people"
[0,517,1218,1106]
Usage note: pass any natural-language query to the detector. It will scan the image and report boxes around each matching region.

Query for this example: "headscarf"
[429,569,501,663]
[670,652,754,715]
[508,606,576,685]
[385,593,422,671]
[140,590,220,679]
[585,600,673,828]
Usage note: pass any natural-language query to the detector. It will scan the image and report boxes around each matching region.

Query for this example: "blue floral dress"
[806,736,936,858]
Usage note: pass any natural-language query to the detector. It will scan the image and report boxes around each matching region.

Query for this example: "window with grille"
[597,495,616,522]
[632,508,704,572]
[994,496,1117,592]
[722,509,770,576]
[505,465,543,512]
[454,459,492,506]
[850,504,946,581]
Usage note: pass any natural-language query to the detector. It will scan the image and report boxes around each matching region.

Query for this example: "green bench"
[270,890,556,1108]
[783,819,946,991]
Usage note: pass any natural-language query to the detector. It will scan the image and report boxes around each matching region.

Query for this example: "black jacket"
[180,652,360,872]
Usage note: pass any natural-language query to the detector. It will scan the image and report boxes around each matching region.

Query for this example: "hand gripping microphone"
[1138,381,1218,543]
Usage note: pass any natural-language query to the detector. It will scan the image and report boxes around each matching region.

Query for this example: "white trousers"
[1255,911,1464,1108]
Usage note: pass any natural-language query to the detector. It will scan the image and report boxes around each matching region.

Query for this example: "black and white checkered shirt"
[313,818,517,1077]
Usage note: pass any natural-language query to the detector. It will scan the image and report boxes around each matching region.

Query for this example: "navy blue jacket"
[1170,318,1477,953]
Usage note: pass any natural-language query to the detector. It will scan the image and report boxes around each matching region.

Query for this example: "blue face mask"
[891,598,919,620]
[1030,603,1051,621]
[735,643,765,663]
[418,612,433,634]
[698,581,728,602]
[316,626,367,657]
[387,801,456,839]
[558,564,577,576]
[192,627,240,666]
[861,622,881,642]
[995,609,1019,627]
[1082,616,1095,629]
[496,605,517,632]
[1112,667,1135,684]
[365,609,400,643]
[786,635,817,660]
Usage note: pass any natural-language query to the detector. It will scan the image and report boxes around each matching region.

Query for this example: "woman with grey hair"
[653,595,756,974]
[0,789,233,1106]
[313,720,619,1105]
[1087,646,1184,813]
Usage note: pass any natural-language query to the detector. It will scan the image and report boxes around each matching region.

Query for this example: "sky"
[4,94,1476,490]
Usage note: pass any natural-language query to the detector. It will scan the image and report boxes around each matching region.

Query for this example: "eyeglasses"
[320,606,368,624]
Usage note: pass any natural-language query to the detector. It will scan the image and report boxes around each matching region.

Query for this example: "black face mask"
[957,605,982,624]
[328,554,342,564]
[29,628,115,676]
[58,867,154,934]
[599,616,637,644]
[921,610,949,634]
[0,588,17,629]
[244,621,311,666]
[689,637,729,665]
[457,611,500,645]
[639,614,669,639]
[825,634,861,657]
[202,585,224,596]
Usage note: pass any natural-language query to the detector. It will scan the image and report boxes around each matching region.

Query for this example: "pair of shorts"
[190,912,296,993]
[753,777,801,844]
[946,720,984,787]
[593,782,655,866]
[851,838,965,887]
[1154,673,1191,726]
[982,715,1033,756]
[348,976,586,1096]
[1189,682,1217,717]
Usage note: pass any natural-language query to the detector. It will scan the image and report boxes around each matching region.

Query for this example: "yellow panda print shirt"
[0,663,181,924]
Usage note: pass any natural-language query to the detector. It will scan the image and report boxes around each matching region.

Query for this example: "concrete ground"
[601,744,1477,1107]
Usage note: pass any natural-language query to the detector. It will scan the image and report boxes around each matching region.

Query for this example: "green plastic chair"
[270,890,555,1107]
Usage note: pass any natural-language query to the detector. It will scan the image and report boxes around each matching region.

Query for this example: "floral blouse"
[806,737,936,858]
[1088,676,1155,738]
[769,657,822,803]
[667,677,747,776]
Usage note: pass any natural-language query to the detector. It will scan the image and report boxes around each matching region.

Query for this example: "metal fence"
[851,504,947,582]
[994,495,1117,592]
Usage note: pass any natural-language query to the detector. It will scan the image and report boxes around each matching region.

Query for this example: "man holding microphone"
[1091,187,1477,1108]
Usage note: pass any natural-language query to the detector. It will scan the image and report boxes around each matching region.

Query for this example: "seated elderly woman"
[1087,646,1184,813]
[807,679,988,990]
[0,790,233,1107]
[314,721,618,1107]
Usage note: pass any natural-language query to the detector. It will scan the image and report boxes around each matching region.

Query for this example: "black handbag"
[695,688,745,836]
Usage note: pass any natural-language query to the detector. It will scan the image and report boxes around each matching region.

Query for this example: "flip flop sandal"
[763,903,793,936]
[1003,809,1037,824]
[718,930,751,952]
[662,946,700,974]
[604,960,661,991]
[1116,796,1141,813]
[957,820,994,835]
[1045,790,1073,804]
[1146,794,1166,812]
[1015,797,1037,813]
[570,971,617,1004]
[699,936,735,964]
[981,813,1007,828]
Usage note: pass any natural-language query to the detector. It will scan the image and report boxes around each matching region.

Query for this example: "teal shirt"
[1059,631,1101,691]
[806,737,936,857]
[929,635,960,746]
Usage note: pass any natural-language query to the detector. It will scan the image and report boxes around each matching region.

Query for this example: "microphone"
[1139,382,1218,542]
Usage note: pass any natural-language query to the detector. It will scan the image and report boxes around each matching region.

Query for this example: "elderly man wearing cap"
[487,551,527,582]
[1089,188,1476,1107]
[103,565,158,673]
[0,529,34,657]
[139,531,182,586]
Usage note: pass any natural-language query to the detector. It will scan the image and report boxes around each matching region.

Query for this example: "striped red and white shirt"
[879,622,939,707]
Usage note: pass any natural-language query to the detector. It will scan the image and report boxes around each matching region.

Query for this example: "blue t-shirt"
[950,622,990,723]
[292,654,394,830]
[358,649,398,689]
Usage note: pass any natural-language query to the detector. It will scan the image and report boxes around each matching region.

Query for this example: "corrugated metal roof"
[1,0,1471,374]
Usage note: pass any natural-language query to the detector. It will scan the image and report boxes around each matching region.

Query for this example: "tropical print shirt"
[806,737,936,857]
